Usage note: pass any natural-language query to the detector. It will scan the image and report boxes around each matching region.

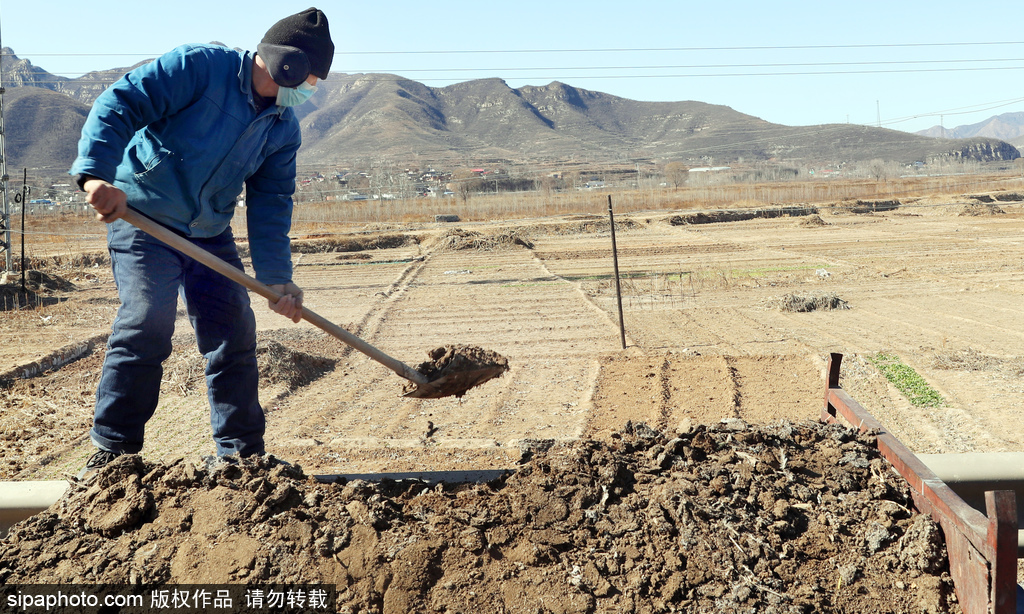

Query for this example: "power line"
[336,41,1024,55]
[17,63,1024,85]
[6,40,1024,58]
[346,58,1024,73]
[882,97,1024,127]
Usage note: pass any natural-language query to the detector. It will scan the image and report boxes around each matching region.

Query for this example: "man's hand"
[269,282,303,323]
[83,178,128,223]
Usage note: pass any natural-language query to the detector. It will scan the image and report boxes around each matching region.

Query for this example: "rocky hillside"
[917,112,1024,150]
[294,73,1020,166]
[2,47,1019,172]
[3,87,90,171]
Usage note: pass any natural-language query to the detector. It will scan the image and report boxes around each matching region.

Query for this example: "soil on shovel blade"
[0,420,960,614]
[406,345,510,398]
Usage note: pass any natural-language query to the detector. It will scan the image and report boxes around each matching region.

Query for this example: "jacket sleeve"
[69,45,211,182]
[244,120,301,286]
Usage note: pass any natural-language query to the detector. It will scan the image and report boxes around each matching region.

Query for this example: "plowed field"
[6,199,1024,477]
[3,195,1024,611]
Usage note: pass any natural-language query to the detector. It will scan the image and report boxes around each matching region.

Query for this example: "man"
[69,8,334,477]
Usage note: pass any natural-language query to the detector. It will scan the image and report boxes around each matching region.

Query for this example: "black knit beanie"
[258,7,334,87]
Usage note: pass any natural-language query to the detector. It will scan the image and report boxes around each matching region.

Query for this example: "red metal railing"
[821,353,1017,614]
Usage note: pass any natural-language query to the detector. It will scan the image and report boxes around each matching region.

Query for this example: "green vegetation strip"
[868,353,944,407]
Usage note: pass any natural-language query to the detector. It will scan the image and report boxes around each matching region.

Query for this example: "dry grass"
[433,229,534,251]
[286,172,1024,228]
[11,172,1024,247]
[160,334,339,397]
[933,347,999,371]
[931,346,1024,376]
[9,210,106,256]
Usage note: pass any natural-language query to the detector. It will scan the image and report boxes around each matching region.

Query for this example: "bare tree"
[450,168,478,205]
[663,161,689,188]
[370,157,399,201]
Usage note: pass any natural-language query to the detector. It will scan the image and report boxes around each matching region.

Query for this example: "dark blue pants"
[91,218,265,457]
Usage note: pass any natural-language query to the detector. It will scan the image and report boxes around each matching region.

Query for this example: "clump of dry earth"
[0,420,959,614]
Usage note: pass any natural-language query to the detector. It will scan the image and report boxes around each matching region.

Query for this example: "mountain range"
[1,47,1019,173]
[917,112,1024,149]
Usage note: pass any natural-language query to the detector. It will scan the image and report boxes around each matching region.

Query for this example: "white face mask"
[276,81,317,107]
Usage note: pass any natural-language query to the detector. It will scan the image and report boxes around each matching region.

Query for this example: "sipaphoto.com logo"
[6,588,142,610]
[2,584,337,613]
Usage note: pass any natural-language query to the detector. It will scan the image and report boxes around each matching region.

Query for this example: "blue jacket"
[70,44,300,285]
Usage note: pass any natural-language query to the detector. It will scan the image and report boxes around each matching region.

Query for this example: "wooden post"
[986,490,1017,614]
[608,195,626,350]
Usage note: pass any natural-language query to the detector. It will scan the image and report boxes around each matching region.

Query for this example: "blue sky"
[3,0,1022,134]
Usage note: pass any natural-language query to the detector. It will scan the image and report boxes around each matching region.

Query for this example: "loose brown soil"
[406,345,511,399]
[1,421,958,614]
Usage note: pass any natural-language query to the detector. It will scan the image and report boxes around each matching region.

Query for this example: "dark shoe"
[76,449,123,481]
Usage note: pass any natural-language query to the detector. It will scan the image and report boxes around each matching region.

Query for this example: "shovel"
[120,208,506,399]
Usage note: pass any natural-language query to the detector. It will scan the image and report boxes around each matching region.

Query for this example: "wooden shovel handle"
[120,208,429,386]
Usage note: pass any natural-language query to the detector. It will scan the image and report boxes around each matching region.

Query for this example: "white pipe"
[919,452,1024,485]
[919,452,1024,557]
[0,481,69,537]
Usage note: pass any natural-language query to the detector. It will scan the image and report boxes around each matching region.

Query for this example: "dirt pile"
[237,234,418,259]
[294,234,417,253]
[848,200,901,214]
[0,420,959,613]
[133,332,340,398]
[21,270,78,292]
[668,207,818,226]
[778,293,850,313]
[519,218,638,236]
[957,203,1005,217]
[0,270,77,310]
[799,214,830,227]
[435,228,534,251]
[18,252,110,271]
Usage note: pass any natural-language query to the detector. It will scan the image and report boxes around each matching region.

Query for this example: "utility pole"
[876,101,881,128]
[0,9,10,272]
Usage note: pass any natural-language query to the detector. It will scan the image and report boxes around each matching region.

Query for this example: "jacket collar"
[241,51,285,116]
